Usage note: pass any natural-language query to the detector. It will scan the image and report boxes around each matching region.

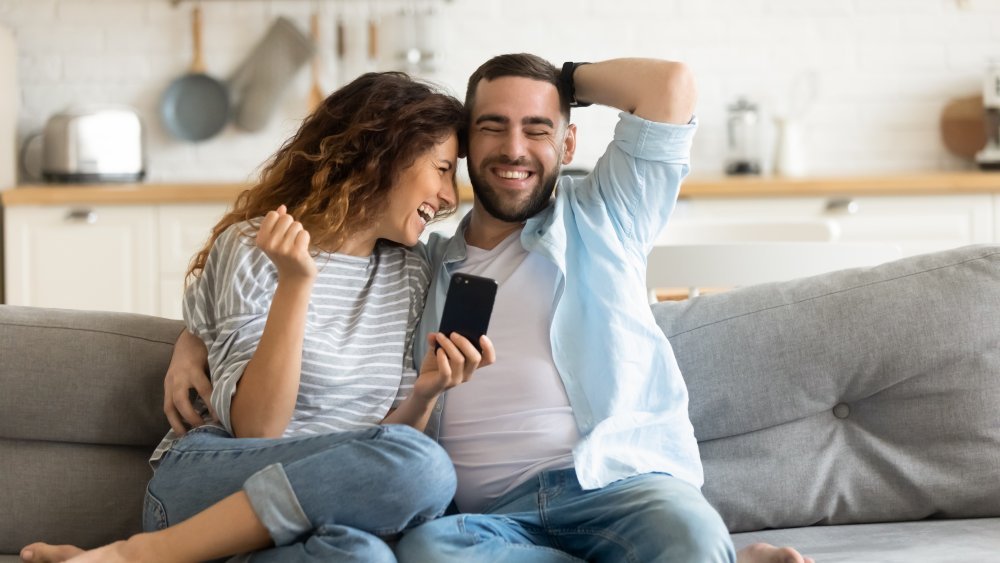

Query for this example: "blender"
[976,59,1000,170]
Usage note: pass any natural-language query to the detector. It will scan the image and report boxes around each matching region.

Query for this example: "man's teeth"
[497,170,530,180]
[417,203,435,224]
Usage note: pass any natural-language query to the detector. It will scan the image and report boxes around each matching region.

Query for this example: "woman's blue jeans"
[396,468,735,563]
[143,424,456,562]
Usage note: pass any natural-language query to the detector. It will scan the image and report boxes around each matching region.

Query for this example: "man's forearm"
[174,328,209,371]
[572,58,696,125]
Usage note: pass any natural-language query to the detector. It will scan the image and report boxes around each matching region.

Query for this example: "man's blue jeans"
[396,468,735,563]
[143,424,456,562]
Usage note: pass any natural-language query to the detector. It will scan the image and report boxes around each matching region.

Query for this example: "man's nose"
[499,129,527,160]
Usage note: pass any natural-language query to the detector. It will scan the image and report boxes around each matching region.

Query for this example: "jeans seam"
[549,526,640,563]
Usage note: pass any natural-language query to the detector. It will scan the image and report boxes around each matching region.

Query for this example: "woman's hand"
[381,333,495,430]
[414,332,496,401]
[256,205,317,282]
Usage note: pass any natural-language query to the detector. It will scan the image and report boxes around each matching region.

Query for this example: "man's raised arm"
[571,58,696,125]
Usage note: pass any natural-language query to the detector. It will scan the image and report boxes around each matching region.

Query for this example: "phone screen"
[437,273,498,352]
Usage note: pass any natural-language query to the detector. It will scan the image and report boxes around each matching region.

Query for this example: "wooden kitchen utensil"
[940,95,987,161]
[159,6,230,142]
[308,11,324,111]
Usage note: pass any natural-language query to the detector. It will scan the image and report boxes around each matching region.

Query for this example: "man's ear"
[562,123,577,165]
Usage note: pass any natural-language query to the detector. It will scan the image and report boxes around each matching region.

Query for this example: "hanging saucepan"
[160,6,229,142]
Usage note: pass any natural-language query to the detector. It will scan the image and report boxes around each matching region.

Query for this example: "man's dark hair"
[465,53,571,122]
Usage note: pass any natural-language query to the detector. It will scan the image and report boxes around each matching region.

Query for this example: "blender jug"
[726,97,762,175]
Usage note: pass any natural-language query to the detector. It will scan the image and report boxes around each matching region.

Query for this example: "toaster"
[42,105,145,183]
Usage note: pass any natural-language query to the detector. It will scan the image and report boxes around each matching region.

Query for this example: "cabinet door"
[995,194,1000,243]
[668,194,994,257]
[158,203,229,320]
[4,204,157,314]
[828,195,993,256]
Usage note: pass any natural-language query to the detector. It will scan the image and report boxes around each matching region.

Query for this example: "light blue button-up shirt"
[416,112,703,491]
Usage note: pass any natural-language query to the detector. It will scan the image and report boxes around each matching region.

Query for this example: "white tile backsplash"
[2,0,1000,181]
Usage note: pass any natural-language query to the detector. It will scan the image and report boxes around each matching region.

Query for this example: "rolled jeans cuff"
[243,462,312,546]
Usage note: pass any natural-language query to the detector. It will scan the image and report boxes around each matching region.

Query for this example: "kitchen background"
[2,0,1000,184]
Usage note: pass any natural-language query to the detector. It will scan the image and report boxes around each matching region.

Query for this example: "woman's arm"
[229,206,317,438]
[382,332,495,431]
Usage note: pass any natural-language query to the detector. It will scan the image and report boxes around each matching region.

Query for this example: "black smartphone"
[437,273,498,352]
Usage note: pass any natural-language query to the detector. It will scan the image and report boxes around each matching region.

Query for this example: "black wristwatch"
[560,61,592,108]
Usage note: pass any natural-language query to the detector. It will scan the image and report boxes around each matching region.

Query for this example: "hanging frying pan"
[160,6,229,142]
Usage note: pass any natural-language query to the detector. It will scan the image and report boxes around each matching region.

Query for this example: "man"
[163,54,809,563]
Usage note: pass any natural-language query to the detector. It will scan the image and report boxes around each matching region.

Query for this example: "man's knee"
[611,476,735,562]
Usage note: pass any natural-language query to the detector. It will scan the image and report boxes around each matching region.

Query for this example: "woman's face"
[378,133,460,247]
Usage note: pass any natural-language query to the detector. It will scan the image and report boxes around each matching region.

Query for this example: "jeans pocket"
[142,484,169,532]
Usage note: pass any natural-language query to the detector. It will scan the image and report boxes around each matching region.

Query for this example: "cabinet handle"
[65,209,98,224]
[825,198,859,215]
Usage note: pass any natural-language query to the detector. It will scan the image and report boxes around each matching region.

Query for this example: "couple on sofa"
[22,53,809,563]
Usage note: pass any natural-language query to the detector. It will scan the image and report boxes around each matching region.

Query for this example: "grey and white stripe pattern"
[150,221,429,464]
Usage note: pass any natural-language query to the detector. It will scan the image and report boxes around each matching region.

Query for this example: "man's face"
[467,76,576,223]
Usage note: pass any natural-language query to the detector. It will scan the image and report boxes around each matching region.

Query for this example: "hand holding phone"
[437,273,498,352]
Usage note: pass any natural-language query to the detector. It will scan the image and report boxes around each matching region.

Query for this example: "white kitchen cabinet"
[995,194,1000,244]
[664,194,995,256]
[158,203,229,319]
[4,204,157,314]
[4,201,230,318]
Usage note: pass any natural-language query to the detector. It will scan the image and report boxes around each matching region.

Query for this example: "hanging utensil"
[308,10,324,111]
[159,6,229,142]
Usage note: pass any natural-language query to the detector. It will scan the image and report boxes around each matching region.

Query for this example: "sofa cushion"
[0,306,183,447]
[653,244,1000,533]
[0,306,183,553]
[731,517,1000,562]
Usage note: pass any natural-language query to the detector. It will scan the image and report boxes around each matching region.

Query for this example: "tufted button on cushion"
[833,403,850,419]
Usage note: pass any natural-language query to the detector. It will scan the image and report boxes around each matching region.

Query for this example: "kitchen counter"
[3,171,1000,206]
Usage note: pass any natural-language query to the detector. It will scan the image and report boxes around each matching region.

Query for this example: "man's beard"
[468,160,560,223]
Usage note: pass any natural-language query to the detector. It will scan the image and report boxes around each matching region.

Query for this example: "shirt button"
[832,403,850,419]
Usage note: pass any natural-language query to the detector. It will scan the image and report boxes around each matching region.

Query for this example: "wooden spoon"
[307,11,323,111]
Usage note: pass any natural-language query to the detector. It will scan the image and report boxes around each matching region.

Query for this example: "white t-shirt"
[439,230,581,513]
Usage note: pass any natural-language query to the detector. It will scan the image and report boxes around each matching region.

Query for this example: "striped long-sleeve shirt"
[150,221,429,465]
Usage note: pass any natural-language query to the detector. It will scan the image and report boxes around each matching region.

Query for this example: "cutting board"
[0,24,17,190]
[940,95,986,161]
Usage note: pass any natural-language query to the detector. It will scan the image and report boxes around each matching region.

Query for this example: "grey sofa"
[2,244,999,562]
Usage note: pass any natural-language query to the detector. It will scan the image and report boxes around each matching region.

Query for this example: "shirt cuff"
[613,112,697,164]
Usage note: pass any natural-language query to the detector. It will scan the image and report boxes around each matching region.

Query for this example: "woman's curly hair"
[187,72,466,282]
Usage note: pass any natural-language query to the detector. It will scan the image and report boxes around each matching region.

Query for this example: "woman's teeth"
[417,203,435,224]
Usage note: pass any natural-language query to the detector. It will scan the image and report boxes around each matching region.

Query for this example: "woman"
[21,72,493,563]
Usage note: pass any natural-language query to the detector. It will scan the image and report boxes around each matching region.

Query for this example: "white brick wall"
[2,0,1000,181]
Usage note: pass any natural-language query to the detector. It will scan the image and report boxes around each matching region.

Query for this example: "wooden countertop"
[3,171,1000,206]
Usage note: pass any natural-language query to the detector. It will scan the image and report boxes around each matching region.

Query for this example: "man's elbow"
[643,61,697,124]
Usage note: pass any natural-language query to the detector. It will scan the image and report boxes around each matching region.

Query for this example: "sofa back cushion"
[653,244,1000,532]
[0,306,182,553]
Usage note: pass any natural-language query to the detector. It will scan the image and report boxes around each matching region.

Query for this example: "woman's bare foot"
[22,536,164,563]
[737,542,815,563]
[20,543,84,562]
[62,540,142,563]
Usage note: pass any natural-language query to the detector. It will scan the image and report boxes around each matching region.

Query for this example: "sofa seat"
[3,244,999,560]
[732,517,1000,562]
